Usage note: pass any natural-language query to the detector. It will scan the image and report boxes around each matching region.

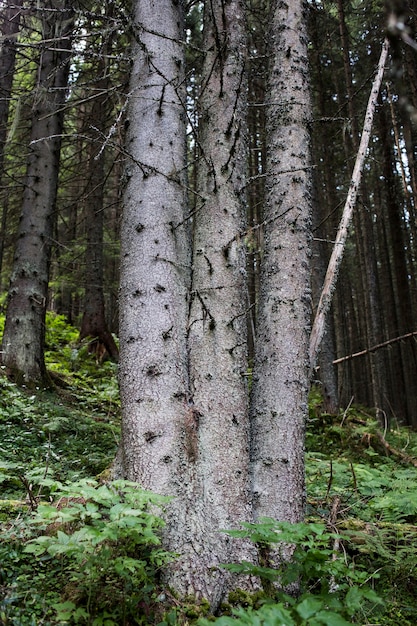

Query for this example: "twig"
[373,431,417,468]
[325,459,333,501]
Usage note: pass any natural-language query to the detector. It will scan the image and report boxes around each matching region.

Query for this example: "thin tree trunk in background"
[250,0,312,525]
[79,48,119,362]
[339,0,388,418]
[187,0,255,605]
[378,102,417,425]
[309,4,339,412]
[2,2,74,385]
[0,0,23,289]
[309,38,389,370]
[337,0,382,413]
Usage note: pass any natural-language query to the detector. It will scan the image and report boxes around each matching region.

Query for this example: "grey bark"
[120,0,255,607]
[187,0,255,605]
[119,0,314,605]
[118,0,195,598]
[1,2,74,385]
[250,0,312,525]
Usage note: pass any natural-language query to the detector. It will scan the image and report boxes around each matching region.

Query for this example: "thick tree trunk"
[1,2,74,385]
[250,0,312,524]
[118,0,196,599]
[187,0,255,605]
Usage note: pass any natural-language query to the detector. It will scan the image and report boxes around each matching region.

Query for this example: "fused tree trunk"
[118,0,196,599]
[1,2,74,385]
[250,0,312,525]
[119,0,315,606]
[187,0,255,604]
[120,0,254,607]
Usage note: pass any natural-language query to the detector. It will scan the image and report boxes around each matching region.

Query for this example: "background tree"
[1,1,75,385]
[0,0,23,289]
[78,6,119,362]
[308,0,417,426]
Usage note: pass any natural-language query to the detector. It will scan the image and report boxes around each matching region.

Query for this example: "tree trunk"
[79,45,119,362]
[250,0,312,525]
[118,0,196,599]
[187,0,255,605]
[309,39,389,370]
[1,2,74,385]
[0,0,24,289]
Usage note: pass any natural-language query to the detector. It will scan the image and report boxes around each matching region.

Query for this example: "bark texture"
[120,0,255,606]
[118,0,195,597]
[187,0,255,605]
[2,2,74,385]
[250,0,312,524]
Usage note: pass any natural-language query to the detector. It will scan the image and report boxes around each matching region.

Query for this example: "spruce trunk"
[187,0,255,605]
[250,0,312,525]
[2,2,74,385]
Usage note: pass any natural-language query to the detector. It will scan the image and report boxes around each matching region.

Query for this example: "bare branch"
[333,331,417,365]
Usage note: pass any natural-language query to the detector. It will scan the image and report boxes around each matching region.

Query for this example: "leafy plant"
[201,518,381,626]
[196,519,382,626]
[1,479,174,625]
[0,375,119,498]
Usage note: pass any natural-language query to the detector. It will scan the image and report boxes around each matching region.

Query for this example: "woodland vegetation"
[1,0,417,623]
[1,315,417,624]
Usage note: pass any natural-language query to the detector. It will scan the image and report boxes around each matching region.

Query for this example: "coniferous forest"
[1,1,417,624]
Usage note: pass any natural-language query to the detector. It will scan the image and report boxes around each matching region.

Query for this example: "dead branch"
[372,431,417,468]
[333,330,417,364]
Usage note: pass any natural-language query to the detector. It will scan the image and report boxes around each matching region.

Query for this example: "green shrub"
[1,479,174,625]
[197,519,382,626]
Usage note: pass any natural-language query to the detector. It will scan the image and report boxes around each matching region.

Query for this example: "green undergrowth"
[304,387,417,625]
[1,314,417,624]
[0,312,120,501]
[1,479,173,625]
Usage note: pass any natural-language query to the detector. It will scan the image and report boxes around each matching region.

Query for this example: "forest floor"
[1,313,417,625]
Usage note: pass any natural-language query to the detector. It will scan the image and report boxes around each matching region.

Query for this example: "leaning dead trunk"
[309,38,389,370]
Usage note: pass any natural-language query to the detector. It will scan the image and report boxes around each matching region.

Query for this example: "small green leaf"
[296,596,323,619]
[313,610,353,626]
